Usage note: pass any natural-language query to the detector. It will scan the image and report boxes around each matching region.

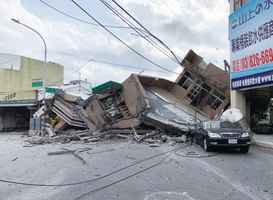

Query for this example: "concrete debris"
[51,94,87,128]
[149,144,161,148]
[11,157,18,162]
[45,123,55,137]
[24,50,230,145]
[48,147,91,165]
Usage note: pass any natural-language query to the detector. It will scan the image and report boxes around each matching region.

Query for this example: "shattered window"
[220,121,242,129]
[187,80,202,100]
[179,71,192,89]
[207,90,225,110]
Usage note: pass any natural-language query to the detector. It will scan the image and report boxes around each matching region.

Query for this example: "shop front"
[229,0,273,132]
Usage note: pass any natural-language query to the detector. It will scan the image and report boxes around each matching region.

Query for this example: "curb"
[253,140,273,150]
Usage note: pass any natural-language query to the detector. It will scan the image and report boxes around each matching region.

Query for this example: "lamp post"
[11,18,47,134]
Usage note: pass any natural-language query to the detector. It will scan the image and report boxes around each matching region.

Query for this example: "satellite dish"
[221,108,243,123]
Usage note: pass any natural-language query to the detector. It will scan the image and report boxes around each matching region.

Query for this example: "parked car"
[193,120,251,153]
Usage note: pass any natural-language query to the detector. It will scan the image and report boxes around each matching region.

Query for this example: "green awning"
[45,87,63,94]
[92,81,122,94]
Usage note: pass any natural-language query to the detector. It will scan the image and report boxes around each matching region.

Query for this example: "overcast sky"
[0,0,229,86]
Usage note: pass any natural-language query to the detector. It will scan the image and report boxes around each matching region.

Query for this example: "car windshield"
[220,121,242,129]
[203,121,242,130]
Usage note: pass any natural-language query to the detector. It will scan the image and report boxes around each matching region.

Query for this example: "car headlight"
[241,132,249,137]
[208,132,221,138]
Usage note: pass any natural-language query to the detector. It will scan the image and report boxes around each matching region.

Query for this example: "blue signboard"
[229,0,273,90]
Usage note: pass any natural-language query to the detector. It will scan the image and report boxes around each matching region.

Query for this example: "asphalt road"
[1,134,273,200]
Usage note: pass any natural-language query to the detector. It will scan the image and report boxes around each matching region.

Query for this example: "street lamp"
[11,18,47,68]
[11,18,47,134]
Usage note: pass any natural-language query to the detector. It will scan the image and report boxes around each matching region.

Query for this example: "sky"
[0,0,230,86]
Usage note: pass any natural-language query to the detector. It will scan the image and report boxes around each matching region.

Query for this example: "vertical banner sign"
[229,0,273,90]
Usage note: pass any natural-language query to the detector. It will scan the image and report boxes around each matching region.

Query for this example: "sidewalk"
[253,134,273,149]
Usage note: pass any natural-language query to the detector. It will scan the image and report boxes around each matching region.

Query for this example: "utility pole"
[11,18,47,135]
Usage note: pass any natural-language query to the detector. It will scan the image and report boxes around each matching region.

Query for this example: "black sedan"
[193,120,251,153]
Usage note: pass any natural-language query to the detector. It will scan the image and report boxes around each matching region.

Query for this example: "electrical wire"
[73,158,165,200]
[69,0,179,75]
[103,0,180,64]
[99,0,178,64]
[110,0,181,64]
[73,57,168,74]
[0,146,186,187]
[39,0,138,30]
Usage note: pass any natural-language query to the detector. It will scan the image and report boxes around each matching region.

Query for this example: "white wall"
[231,90,246,116]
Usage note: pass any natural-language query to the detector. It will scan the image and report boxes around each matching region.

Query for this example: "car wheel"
[240,146,249,153]
[203,138,210,152]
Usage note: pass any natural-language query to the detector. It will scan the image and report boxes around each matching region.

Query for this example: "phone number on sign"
[232,48,273,72]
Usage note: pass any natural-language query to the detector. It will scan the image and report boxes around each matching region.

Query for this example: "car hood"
[207,128,244,134]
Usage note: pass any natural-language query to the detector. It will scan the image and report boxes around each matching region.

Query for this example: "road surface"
[0,134,273,200]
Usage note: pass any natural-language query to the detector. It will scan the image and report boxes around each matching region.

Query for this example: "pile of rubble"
[26,76,197,145]
[27,50,230,146]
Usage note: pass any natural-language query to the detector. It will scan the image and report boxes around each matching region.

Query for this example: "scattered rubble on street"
[25,50,230,147]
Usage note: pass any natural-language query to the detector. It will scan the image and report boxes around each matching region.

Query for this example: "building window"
[178,71,192,90]
[187,80,202,100]
[207,90,225,110]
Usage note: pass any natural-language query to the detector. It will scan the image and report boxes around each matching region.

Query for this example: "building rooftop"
[180,49,229,91]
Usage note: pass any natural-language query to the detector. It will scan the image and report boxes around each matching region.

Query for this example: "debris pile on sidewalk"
[26,50,230,145]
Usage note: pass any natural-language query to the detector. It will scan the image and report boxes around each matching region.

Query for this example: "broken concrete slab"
[51,94,87,128]
[122,74,208,134]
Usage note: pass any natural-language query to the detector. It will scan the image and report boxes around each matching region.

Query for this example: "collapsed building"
[46,50,230,138]
[176,50,230,119]
[26,50,230,142]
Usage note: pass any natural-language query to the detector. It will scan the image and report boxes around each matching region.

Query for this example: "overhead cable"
[73,159,164,200]
[69,0,179,75]
[39,0,141,31]
[99,0,178,64]
[73,57,168,74]
[110,0,181,64]
[0,146,185,187]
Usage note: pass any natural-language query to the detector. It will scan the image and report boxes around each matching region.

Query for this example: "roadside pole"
[11,18,47,135]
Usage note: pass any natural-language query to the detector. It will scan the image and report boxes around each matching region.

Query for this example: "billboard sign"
[32,79,43,88]
[229,0,273,90]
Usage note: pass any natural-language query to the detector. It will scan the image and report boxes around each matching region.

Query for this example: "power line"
[73,57,168,74]
[99,0,178,64]
[69,0,179,75]
[73,159,164,200]
[0,146,185,187]
[99,0,174,58]
[110,0,181,64]
[39,0,141,31]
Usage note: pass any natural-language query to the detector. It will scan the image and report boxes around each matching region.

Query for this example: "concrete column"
[246,100,251,124]
[0,109,3,131]
[231,90,246,116]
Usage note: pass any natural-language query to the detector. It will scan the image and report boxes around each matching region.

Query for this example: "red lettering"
[269,48,273,62]
[265,49,270,64]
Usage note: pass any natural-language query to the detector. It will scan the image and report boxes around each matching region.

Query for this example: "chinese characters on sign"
[4,92,16,101]
[231,19,273,53]
[230,0,273,90]
[231,0,273,30]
